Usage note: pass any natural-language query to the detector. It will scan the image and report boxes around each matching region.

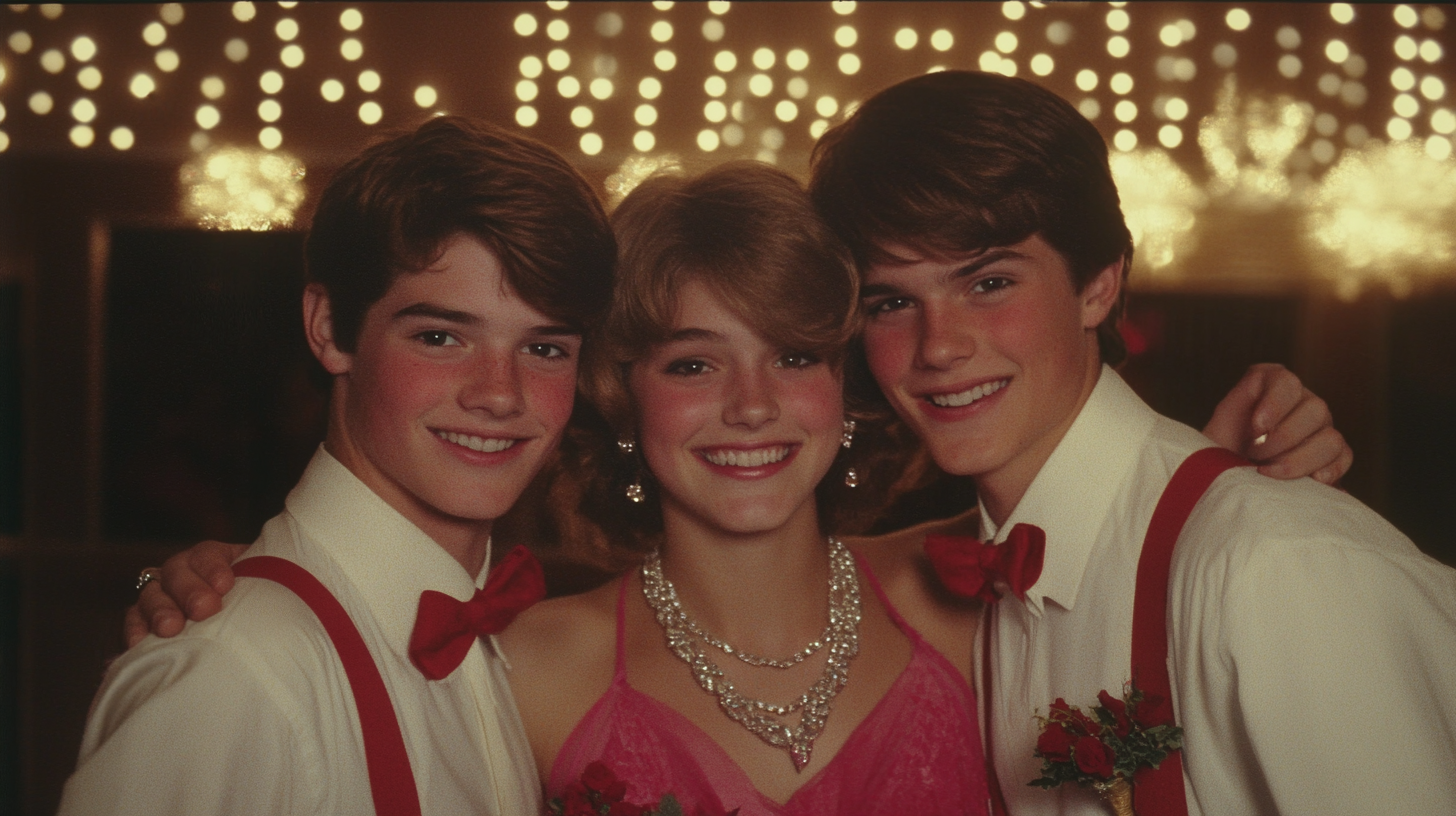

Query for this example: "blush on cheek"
[862,324,917,394]
[522,368,579,436]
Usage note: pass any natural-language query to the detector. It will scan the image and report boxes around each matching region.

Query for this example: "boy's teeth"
[437,431,516,453]
[930,379,1008,408]
[703,446,790,468]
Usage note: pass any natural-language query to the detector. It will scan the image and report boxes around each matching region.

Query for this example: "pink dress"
[547,558,990,816]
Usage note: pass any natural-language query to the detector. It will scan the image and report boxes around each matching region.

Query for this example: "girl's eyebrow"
[663,327,722,343]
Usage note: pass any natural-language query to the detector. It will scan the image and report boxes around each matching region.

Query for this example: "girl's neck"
[655,502,832,655]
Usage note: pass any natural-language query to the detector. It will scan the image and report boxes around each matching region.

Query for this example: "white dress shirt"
[59,447,542,816]
[979,367,1456,816]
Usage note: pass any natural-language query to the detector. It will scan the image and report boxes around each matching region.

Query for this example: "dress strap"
[852,550,924,645]
[614,571,631,679]
[233,556,422,816]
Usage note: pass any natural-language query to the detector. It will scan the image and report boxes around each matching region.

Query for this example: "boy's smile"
[859,234,1119,525]
[310,233,581,571]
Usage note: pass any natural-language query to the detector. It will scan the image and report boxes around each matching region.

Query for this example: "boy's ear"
[1080,257,1124,330]
[303,283,353,375]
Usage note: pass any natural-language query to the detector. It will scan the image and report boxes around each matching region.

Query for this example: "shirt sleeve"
[57,636,309,816]
[1216,529,1456,816]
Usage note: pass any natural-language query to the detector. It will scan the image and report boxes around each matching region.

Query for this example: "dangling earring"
[844,468,860,488]
[619,438,646,503]
[841,420,859,487]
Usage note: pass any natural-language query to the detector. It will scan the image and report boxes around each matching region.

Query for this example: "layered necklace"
[640,537,862,771]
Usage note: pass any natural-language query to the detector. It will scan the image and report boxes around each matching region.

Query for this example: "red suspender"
[1131,447,1250,816]
[234,556,422,816]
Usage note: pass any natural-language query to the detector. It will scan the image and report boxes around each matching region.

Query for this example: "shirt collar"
[979,366,1156,614]
[285,446,488,662]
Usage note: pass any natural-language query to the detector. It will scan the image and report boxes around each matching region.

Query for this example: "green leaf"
[655,793,685,816]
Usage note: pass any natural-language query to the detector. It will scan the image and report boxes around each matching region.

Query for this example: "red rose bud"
[1098,689,1132,737]
[609,803,646,816]
[1037,722,1077,762]
[1074,735,1115,778]
[1134,691,1174,728]
[582,761,618,794]
[563,785,596,816]
[1070,708,1100,737]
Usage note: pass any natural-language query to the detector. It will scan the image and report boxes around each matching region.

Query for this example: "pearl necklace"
[640,538,861,771]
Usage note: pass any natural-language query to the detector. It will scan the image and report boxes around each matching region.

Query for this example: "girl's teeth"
[930,379,1008,408]
[437,431,515,453]
[704,446,789,467]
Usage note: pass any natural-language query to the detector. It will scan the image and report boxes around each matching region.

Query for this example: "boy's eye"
[866,296,912,315]
[525,342,568,359]
[417,331,461,347]
[777,352,821,369]
[665,359,709,376]
[971,276,1013,294]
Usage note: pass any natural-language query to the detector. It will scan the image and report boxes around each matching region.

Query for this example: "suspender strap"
[234,556,422,816]
[1131,447,1250,816]
[983,608,1010,816]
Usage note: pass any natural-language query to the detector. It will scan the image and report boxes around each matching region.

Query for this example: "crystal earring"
[619,437,645,503]
[844,467,860,488]
[841,419,856,449]
[618,438,636,455]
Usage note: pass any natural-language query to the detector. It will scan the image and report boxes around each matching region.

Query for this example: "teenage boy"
[59,116,615,815]
[810,71,1456,816]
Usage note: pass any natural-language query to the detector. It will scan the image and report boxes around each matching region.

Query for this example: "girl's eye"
[777,352,821,369]
[665,359,709,376]
[525,342,568,359]
[417,331,461,347]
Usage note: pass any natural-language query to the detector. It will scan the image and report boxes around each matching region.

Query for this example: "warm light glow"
[714,50,737,72]
[996,31,1018,54]
[1114,129,1138,151]
[1111,72,1133,94]
[1394,5,1419,29]
[836,26,858,48]
[651,21,673,43]
[895,29,918,50]
[8,31,33,54]
[1276,26,1301,50]
[69,124,94,148]
[155,49,180,72]
[182,146,306,230]
[321,79,344,102]
[71,36,97,62]
[161,3,184,25]
[1198,81,1313,204]
[816,96,839,118]
[1106,9,1130,32]
[1160,24,1184,48]
[606,154,683,204]
[257,98,281,122]
[753,48,775,70]
[590,78,613,100]
[356,70,380,93]
[654,50,677,71]
[1388,117,1414,141]
[571,105,593,128]
[1422,77,1446,101]
[749,74,772,96]
[787,49,809,71]
[703,76,725,97]
[1166,97,1189,120]
[226,39,249,63]
[341,8,363,31]
[27,91,52,115]
[1331,4,1354,25]
[520,56,542,79]
[1433,109,1456,135]
[1115,99,1138,122]
[514,14,538,37]
[275,18,299,42]
[70,97,96,123]
[1226,8,1251,31]
[143,21,167,47]
[557,76,580,98]
[1326,40,1349,63]
[633,130,655,152]
[516,79,539,102]
[129,73,156,99]
[195,104,220,129]
[548,49,570,71]
[1213,43,1237,68]
[1421,40,1444,63]
[77,66,103,90]
[233,2,257,23]
[1108,36,1130,58]
[838,53,861,75]
[931,29,954,52]
[634,103,657,126]
[358,100,382,125]
[41,49,64,74]
[787,77,808,99]
[547,20,570,42]
[1030,54,1053,76]
[1110,148,1206,273]
[1278,55,1302,79]
[261,70,284,94]
[342,38,363,61]
[414,85,437,107]
[1159,125,1184,148]
[775,100,798,122]
[1076,69,1098,92]
[1395,36,1418,62]
[708,1,731,14]
[1427,136,1452,161]
[281,45,304,68]
[516,105,538,127]
[1305,139,1456,299]
[698,129,721,151]
[110,126,135,150]
[1395,93,1420,118]
[1003,1,1026,21]
[831,1,856,15]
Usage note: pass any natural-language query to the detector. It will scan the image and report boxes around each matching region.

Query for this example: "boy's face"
[314,233,581,541]
[859,234,1119,520]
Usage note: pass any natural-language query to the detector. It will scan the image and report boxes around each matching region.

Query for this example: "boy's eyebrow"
[530,324,582,337]
[860,246,1030,299]
[663,327,721,343]
[393,302,479,325]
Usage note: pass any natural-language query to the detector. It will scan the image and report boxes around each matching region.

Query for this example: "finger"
[159,551,227,622]
[1250,394,1330,462]
[1257,427,1350,482]
[136,580,187,638]
[186,541,246,598]
[1244,364,1304,438]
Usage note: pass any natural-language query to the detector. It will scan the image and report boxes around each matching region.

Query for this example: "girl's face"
[627,279,846,538]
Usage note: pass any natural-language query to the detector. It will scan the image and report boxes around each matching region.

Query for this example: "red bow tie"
[924,523,1046,604]
[408,545,546,681]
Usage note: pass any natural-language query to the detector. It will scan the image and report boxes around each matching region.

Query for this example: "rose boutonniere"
[546,761,739,816]
[1029,683,1183,816]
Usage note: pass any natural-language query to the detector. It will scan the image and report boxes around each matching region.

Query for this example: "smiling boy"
[811,71,1456,816]
[59,117,614,815]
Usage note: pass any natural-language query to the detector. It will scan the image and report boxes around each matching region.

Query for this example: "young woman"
[129,164,1349,814]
